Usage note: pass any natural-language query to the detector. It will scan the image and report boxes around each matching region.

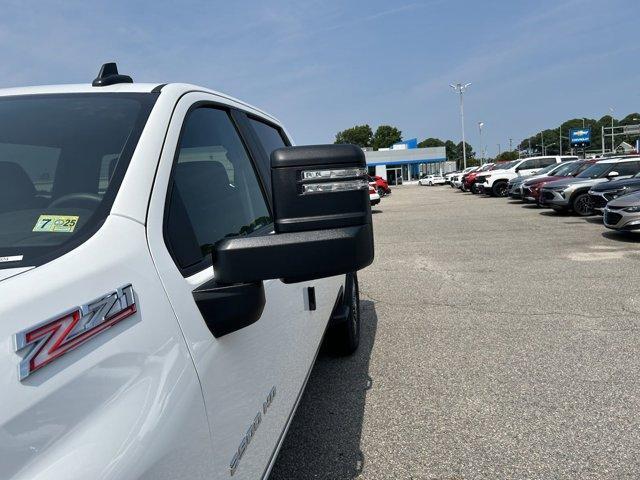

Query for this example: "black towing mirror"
[213,144,375,284]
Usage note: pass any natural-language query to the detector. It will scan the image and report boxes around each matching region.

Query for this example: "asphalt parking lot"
[271,185,640,479]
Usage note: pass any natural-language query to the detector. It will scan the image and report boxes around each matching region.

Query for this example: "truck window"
[249,117,288,156]
[518,159,536,170]
[165,107,272,273]
[614,161,640,176]
[538,157,556,168]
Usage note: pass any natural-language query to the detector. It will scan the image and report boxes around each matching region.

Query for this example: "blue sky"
[0,0,638,156]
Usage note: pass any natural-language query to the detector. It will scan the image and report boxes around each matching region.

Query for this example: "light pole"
[559,126,562,155]
[544,143,556,155]
[509,138,513,151]
[609,107,615,153]
[450,82,471,169]
[497,143,501,155]
[478,122,484,165]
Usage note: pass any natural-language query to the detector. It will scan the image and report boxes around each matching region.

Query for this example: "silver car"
[540,157,640,215]
[603,190,640,231]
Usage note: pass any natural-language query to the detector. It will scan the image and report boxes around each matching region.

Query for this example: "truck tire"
[492,180,508,197]
[327,273,361,355]
[377,186,385,197]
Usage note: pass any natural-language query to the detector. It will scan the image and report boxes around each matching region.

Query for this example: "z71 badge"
[13,285,136,380]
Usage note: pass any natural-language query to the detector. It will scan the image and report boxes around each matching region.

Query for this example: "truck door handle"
[192,280,266,338]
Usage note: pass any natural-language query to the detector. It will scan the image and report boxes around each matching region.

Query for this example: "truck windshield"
[0,93,156,270]
[496,161,518,170]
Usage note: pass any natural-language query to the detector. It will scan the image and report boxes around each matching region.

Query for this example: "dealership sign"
[570,128,591,147]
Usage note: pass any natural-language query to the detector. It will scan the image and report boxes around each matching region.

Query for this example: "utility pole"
[497,143,501,155]
[509,138,513,151]
[528,138,531,155]
[610,107,615,153]
[559,126,562,155]
[478,122,484,165]
[450,82,471,169]
[601,125,605,154]
[541,132,544,156]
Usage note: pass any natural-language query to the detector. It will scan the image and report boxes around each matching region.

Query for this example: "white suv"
[476,156,577,196]
[0,64,374,480]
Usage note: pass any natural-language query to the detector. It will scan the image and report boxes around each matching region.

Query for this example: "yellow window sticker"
[33,215,79,233]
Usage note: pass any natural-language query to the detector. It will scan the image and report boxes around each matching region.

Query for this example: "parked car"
[603,190,640,231]
[369,182,381,205]
[444,171,459,185]
[588,171,640,214]
[451,166,478,188]
[507,160,577,199]
[522,159,597,204]
[462,163,495,193]
[368,174,391,196]
[476,156,577,197]
[474,160,519,194]
[539,157,640,215]
[0,64,375,480]
[419,174,446,186]
[456,168,478,190]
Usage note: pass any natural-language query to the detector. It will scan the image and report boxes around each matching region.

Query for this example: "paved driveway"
[271,185,640,479]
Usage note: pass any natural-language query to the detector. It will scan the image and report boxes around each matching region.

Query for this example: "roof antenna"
[92,62,133,87]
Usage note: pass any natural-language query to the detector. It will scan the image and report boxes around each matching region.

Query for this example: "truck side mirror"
[213,144,375,284]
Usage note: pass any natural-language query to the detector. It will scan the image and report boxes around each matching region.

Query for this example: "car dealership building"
[364,139,453,185]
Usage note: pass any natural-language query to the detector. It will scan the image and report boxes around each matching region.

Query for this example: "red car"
[463,162,504,193]
[522,159,597,204]
[368,175,391,196]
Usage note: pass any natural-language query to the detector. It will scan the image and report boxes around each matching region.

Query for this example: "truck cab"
[0,64,374,480]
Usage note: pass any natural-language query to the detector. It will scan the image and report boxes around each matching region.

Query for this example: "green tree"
[454,141,475,169]
[334,124,373,148]
[494,151,519,162]
[372,125,402,150]
[418,137,445,148]
[444,140,457,163]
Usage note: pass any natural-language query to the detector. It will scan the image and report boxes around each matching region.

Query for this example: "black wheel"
[327,273,360,355]
[492,181,508,197]
[377,186,385,197]
[428,181,433,186]
[572,193,593,216]
[471,184,478,194]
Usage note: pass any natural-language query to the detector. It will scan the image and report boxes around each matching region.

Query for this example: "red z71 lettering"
[13,285,136,380]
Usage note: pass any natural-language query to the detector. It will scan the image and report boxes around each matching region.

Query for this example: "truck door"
[146,93,333,479]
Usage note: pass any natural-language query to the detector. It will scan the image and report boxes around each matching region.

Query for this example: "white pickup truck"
[0,64,374,480]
